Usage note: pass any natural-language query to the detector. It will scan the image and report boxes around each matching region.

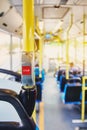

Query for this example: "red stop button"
[22,66,31,75]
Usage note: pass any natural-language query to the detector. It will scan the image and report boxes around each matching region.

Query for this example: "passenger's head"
[35,64,39,67]
[70,62,74,68]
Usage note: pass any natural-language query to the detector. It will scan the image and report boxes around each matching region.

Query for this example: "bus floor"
[37,72,87,130]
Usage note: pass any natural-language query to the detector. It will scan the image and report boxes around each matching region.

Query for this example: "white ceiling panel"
[9,0,22,6]
[68,24,82,38]
[44,0,60,4]
[9,0,22,16]
[43,7,70,19]
[67,0,87,5]
[35,6,42,19]
[0,0,11,15]
[44,19,61,32]
[0,5,22,36]
[79,0,87,5]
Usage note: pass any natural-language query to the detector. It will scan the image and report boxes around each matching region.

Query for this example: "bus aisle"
[42,72,87,130]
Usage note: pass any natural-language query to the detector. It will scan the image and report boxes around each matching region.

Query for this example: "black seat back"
[63,84,81,104]
[68,77,81,84]
[0,89,39,130]
[0,68,21,82]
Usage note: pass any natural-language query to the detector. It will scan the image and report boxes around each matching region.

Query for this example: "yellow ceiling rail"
[66,13,73,79]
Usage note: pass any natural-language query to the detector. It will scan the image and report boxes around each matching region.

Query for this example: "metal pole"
[22,0,36,117]
[81,11,86,122]
[23,0,34,52]
[35,16,43,77]
[22,0,35,88]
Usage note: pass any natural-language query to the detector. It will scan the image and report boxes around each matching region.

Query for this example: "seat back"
[0,89,39,130]
[63,84,82,104]
[68,77,81,84]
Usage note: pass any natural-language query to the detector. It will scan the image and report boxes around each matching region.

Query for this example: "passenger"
[73,69,78,77]
[69,62,74,72]
[57,66,63,81]
[41,69,45,82]
[69,62,81,78]
[34,64,43,113]
[60,71,67,92]
[34,64,40,81]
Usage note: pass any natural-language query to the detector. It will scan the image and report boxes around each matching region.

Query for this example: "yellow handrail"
[35,16,43,77]
[23,0,34,52]
[83,13,86,76]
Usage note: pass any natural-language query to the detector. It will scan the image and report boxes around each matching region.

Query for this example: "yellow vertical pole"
[66,14,73,79]
[22,0,36,121]
[35,16,43,77]
[39,37,43,77]
[83,13,86,76]
[81,77,85,121]
[74,38,77,65]
[22,0,35,87]
[81,12,86,121]
[35,17,39,31]
[66,33,69,79]
[23,0,34,52]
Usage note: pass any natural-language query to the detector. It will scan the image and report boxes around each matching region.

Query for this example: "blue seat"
[59,75,67,92]
[36,81,43,102]
[35,77,43,102]
[41,69,45,82]
[34,67,40,77]
[61,83,82,104]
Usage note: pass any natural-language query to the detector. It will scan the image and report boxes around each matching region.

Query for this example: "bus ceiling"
[0,0,87,40]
